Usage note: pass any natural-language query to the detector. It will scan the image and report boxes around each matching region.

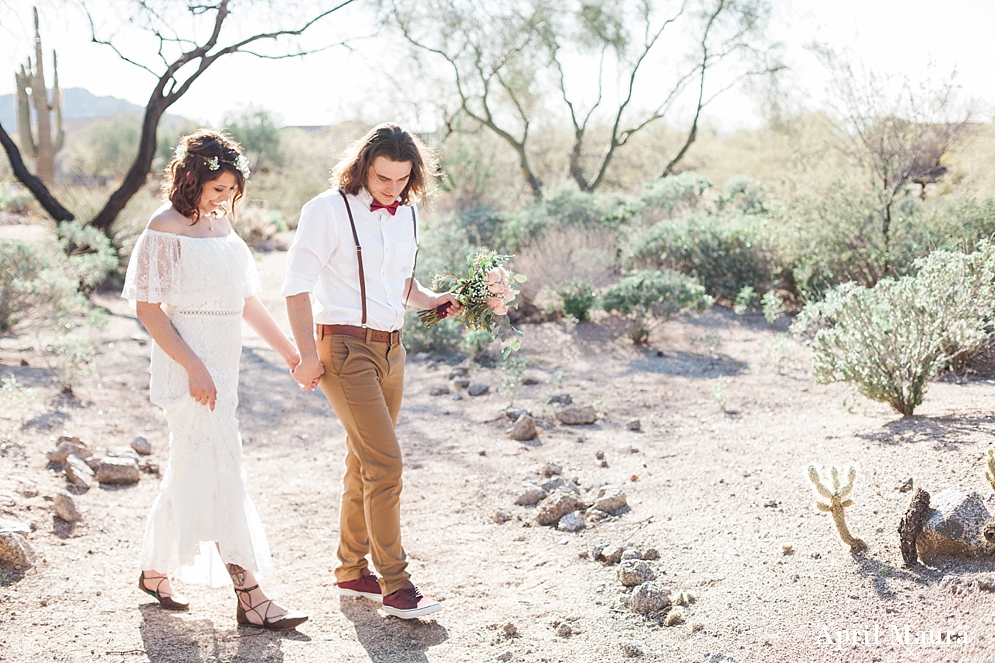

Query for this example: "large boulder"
[917,487,994,558]
[95,457,141,485]
[556,406,597,426]
[536,489,584,526]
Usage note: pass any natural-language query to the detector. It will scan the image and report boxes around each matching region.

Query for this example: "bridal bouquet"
[420,250,526,354]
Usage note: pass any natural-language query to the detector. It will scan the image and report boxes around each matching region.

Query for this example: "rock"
[492,509,513,524]
[46,438,89,464]
[621,642,647,657]
[556,622,572,637]
[515,486,548,506]
[540,477,579,493]
[626,581,670,613]
[621,549,642,561]
[130,436,153,455]
[626,419,641,431]
[453,377,470,390]
[448,367,469,379]
[53,493,82,523]
[85,457,101,471]
[642,548,660,560]
[547,393,573,406]
[0,518,29,534]
[65,455,94,490]
[95,457,141,485]
[556,406,596,425]
[502,622,518,637]
[468,383,490,397]
[430,386,450,396]
[917,486,994,558]
[618,559,656,586]
[496,652,512,662]
[593,542,626,565]
[536,490,584,526]
[507,414,537,441]
[452,393,463,401]
[106,447,140,461]
[504,407,531,420]
[522,376,541,386]
[702,655,738,663]
[585,508,610,522]
[899,488,930,567]
[541,462,562,477]
[593,485,627,514]
[557,511,585,532]
[0,531,36,570]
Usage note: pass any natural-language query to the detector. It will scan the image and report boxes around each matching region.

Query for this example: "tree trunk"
[90,101,165,232]
[0,120,74,222]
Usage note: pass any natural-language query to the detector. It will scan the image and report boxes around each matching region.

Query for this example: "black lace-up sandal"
[234,584,308,631]
[138,572,190,611]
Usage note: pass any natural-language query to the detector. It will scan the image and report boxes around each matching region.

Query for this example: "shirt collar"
[359,187,404,211]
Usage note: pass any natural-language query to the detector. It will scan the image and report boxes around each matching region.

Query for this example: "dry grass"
[512,226,620,309]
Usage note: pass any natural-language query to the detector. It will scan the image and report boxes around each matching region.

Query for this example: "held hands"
[188,363,217,411]
[292,356,324,392]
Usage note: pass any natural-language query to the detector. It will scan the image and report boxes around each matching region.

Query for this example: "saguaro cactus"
[14,7,64,184]
[807,464,867,552]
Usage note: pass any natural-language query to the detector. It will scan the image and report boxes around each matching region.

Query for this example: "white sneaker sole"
[382,601,443,619]
[338,588,383,604]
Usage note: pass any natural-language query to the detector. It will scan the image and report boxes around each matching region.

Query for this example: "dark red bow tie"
[370,199,399,215]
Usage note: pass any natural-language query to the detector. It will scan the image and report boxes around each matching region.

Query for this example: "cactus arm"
[15,67,36,157]
[816,502,832,512]
[830,466,841,493]
[808,466,835,499]
[986,449,995,493]
[50,51,63,153]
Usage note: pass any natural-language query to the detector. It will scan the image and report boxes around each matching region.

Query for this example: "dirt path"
[2,247,995,663]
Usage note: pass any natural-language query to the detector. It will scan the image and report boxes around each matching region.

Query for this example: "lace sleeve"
[234,235,262,298]
[121,230,183,306]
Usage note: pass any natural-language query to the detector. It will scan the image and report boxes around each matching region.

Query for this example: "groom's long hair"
[332,123,439,205]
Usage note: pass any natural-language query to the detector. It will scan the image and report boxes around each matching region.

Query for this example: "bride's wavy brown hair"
[332,123,440,205]
[163,130,246,224]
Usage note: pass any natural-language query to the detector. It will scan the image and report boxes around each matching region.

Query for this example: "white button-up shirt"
[281,188,418,331]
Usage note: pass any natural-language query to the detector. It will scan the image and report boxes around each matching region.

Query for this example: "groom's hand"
[293,356,324,392]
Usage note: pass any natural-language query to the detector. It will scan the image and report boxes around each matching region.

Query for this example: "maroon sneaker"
[382,585,443,619]
[337,571,383,603]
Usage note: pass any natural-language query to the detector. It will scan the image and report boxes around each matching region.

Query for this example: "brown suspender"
[338,189,419,328]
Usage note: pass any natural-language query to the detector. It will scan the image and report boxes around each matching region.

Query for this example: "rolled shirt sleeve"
[282,196,337,297]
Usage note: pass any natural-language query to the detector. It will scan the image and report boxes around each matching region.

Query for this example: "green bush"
[719,175,772,215]
[639,172,712,217]
[457,205,509,250]
[601,269,713,343]
[0,241,43,331]
[56,220,118,291]
[0,186,37,215]
[733,285,758,315]
[505,183,639,250]
[556,279,598,322]
[625,213,776,303]
[792,242,995,416]
[402,309,463,355]
[762,290,786,324]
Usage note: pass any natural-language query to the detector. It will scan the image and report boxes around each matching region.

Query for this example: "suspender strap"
[338,189,367,326]
[404,206,419,305]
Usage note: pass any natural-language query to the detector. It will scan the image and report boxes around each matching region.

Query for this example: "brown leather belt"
[317,324,402,345]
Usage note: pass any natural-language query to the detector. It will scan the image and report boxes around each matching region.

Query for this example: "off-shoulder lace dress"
[122,228,273,584]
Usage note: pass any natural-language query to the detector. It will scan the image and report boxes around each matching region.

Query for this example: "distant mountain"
[0,87,144,129]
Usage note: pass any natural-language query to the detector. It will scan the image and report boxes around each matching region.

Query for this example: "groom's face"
[367,156,412,206]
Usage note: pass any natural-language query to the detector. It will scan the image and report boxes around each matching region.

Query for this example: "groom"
[283,123,459,619]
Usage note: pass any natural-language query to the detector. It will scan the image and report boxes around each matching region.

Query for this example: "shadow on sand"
[338,596,448,663]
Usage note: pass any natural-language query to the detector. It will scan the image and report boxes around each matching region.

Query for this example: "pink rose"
[485,268,502,284]
[487,296,503,309]
[494,304,508,316]
[489,281,505,295]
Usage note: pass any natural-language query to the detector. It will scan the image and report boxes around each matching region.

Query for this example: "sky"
[1,0,993,131]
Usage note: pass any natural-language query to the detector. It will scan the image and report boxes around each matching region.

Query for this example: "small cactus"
[807,464,867,552]
[984,448,995,494]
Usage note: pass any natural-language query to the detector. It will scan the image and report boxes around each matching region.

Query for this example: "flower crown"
[174,144,251,179]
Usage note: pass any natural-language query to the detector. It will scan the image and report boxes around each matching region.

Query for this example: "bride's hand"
[188,363,217,411]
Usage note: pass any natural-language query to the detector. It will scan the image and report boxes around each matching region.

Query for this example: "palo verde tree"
[0,0,357,235]
[389,0,780,198]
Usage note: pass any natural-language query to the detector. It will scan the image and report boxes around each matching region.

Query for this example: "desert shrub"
[56,220,118,291]
[762,290,786,324]
[719,175,772,215]
[0,185,37,216]
[733,285,758,314]
[0,375,36,439]
[402,309,463,355]
[498,355,528,406]
[456,205,509,250]
[415,218,475,286]
[504,183,638,250]
[639,172,712,217]
[625,212,776,303]
[601,269,713,343]
[556,279,598,322]
[233,204,283,248]
[792,242,995,416]
[0,241,43,331]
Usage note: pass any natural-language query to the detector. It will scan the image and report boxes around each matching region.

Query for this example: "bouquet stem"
[419,301,454,328]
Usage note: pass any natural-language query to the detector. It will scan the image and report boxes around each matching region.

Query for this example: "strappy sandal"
[138,571,190,611]
[234,584,308,631]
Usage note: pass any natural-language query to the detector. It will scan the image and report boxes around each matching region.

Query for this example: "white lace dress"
[122,228,274,585]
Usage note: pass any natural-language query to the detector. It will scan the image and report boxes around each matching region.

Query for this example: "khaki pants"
[316,331,410,595]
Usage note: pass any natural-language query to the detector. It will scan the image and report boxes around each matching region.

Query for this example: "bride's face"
[198,171,237,216]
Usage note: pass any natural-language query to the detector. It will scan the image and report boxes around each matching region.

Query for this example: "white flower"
[235,154,251,179]
[174,144,187,161]
[204,156,220,171]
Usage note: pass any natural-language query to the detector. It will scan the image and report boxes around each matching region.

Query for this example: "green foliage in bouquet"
[424,250,527,358]
[601,269,713,344]
[792,241,995,416]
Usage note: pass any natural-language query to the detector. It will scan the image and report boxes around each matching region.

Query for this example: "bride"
[123,130,309,630]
